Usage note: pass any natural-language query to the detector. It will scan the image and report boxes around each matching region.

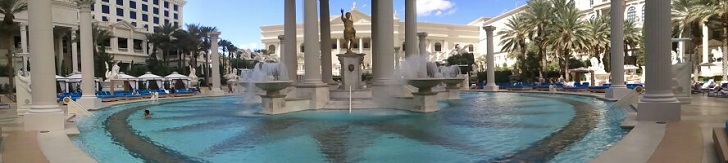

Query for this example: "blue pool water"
[71,93,629,162]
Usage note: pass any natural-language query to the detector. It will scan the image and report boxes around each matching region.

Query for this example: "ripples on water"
[71,93,629,163]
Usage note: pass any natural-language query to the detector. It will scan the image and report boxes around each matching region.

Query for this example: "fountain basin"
[254,81,293,97]
[441,78,465,89]
[406,78,444,94]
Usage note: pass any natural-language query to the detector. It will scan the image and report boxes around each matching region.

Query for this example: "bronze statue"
[341,9,356,54]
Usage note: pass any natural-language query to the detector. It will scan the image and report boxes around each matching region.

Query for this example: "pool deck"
[1,89,727,162]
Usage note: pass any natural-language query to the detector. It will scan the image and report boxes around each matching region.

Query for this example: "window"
[116,0,123,5]
[164,10,168,17]
[173,4,178,11]
[102,5,110,14]
[300,44,305,52]
[142,4,148,11]
[173,22,178,26]
[332,43,337,49]
[153,0,158,5]
[164,1,169,8]
[434,42,442,52]
[590,0,593,6]
[102,0,109,2]
[91,4,95,11]
[130,1,136,9]
[102,16,108,21]
[153,17,159,24]
[468,44,474,52]
[164,19,169,24]
[116,8,124,16]
[130,11,137,19]
[131,22,137,27]
[269,45,276,54]
[153,7,159,14]
[142,14,148,21]
[626,6,637,22]
[173,13,178,19]
[144,24,149,30]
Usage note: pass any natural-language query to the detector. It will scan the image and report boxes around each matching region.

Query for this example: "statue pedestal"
[14,77,32,115]
[337,53,365,90]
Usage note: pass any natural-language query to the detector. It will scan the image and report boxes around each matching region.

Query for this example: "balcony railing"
[118,48,128,52]
[134,49,144,53]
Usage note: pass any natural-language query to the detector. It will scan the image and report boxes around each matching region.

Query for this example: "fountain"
[239,62,309,114]
[399,56,445,113]
[440,65,465,100]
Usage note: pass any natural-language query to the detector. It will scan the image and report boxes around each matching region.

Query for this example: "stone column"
[284,0,298,82]
[278,35,286,64]
[76,1,102,109]
[25,0,64,131]
[371,0,380,80]
[371,0,398,105]
[484,26,498,91]
[209,32,224,95]
[606,0,630,99]
[320,0,335,84]
[56,35,65,74]
[297,0,329,109]
[336,39,341,54]
[127,37,134,53]
[702,23,709,63]
[142,41,148,55]
[637,0,681,122]
[358,38,363,53]
[374,0,395,83]
[405,0,418,58]
[110,37,118,52]
[71,29,79,73]
[20,23,28,53]
[418,32,427,56]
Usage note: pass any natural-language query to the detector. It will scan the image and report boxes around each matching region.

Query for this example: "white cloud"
[417,0,456,16]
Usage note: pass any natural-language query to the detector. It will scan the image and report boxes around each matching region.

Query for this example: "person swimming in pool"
[144,109,151,119]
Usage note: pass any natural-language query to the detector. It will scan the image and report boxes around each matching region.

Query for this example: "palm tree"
[218,39,232,71]
[701,0,728,80]
[199,26,219,83]
[673,0,712,80]
[623,19,642,69]
[146,23,179,67]
[585,15,611,71]
[74,23,113,56]
[0,0,27,87]
[184,24,203,67]
[498,14,530,64]
[546,0,587,80]
[522,0,553,78]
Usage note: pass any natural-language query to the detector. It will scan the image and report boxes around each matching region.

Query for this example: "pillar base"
[676,96,692,104]
[605,86,631,99]
[296,83,329,109]
[371,82,400,107]
[76,96,102,110]
[484,84,499,92]
[637,101,681,122]
[24,105,64,132]
[210,88,225,96]
[411,92,439,113]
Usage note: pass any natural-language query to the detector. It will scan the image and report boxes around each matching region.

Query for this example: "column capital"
[417,32,428,37]
[208,31,221,38]
[483,26,496,33]
[278,35,285,41]
[76,0,94,10]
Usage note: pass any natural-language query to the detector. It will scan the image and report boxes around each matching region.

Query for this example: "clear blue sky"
[183,0,528,50]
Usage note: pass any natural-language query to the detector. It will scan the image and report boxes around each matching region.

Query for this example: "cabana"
[164,72,190,89]
[65,73,101,93]
[138,72,164,90]
[116,72,139,91]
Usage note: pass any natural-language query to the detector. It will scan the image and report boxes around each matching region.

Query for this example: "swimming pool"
[71,92,629,162]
